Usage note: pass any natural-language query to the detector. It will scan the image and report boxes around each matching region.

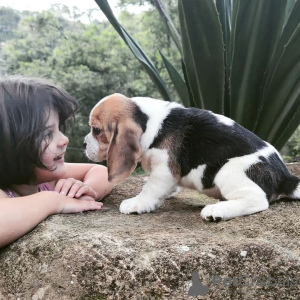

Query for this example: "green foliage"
[0,5,173,163]
[95,0,300,150]
[0,7,21,42]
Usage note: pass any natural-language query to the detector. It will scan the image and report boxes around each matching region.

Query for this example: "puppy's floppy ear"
[107,119,142,183]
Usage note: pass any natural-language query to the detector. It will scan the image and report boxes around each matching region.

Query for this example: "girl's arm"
[52,163,113,200]
[0,190,103,248]
[0,164,113,248]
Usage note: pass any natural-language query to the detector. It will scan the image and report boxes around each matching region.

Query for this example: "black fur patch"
[150,107,266,189]
[246,153,300,200]
[132,105,148,133]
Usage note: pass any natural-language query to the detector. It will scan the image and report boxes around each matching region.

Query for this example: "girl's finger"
[82,200,103,211]
[66,181,85,198]
[79,195,101,202]
[75,186,96,199]
[54,179,66,193]
[72,185,88,198]
[58,179,77,196]
[61,198,103,214]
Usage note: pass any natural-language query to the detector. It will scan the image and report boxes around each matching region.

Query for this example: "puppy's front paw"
[200,204,223,222]
[119,196,158,214]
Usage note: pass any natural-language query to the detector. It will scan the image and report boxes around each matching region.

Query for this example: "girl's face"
[35,109,69,183]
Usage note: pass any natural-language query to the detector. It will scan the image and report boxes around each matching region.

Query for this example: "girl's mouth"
[54,151,65,161]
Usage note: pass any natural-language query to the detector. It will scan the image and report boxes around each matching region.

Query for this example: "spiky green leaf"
[153,0,182,55]
[216,0,232,115]
[274,100,300,150]
[254,0,300,141]
[94,0,173,101]
[178,0,225,113]
[256,23,300,146]
[229,0,287,131]
[159,49,190,107]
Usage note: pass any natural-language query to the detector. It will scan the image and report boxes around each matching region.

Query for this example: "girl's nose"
[58,132,69,147]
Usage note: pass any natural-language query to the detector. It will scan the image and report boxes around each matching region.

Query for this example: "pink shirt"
[4,183,53,198]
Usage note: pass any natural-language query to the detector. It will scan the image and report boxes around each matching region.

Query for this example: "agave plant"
[94,0,300,150]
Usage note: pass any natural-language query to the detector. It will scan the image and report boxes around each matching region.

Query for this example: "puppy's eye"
[93,127,101,135]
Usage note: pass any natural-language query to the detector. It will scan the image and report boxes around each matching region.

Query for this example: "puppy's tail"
[282,176,300,199]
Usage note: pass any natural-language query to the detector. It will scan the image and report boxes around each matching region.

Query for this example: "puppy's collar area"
[131,98,182,151]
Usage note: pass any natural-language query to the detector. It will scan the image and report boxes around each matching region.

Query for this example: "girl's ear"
[106,120,142,183]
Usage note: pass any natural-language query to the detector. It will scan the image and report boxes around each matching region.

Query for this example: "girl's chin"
[52,164,66,177]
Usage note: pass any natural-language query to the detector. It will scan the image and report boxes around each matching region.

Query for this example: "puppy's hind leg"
[201,161,269,221]
[200,193,269,221]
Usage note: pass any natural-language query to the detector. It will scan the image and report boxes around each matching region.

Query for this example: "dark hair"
[0,76,78,189]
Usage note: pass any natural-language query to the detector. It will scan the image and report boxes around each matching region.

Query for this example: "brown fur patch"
[90,94,136,129]
[156,132,183,182]
[89,94,143,183]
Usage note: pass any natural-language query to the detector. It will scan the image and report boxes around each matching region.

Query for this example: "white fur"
[84,133,100,162]
[211,112,235,126]
[180,165,206,191]
[119,149,177,214]
[131,97,182,151]
[200,146,273,220]
[290,181,300,199]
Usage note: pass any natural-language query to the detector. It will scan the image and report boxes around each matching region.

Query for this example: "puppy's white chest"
[141,148,169,173]
[141,154,151,172]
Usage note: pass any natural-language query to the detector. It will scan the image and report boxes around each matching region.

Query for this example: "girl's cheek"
[40,148,54,167]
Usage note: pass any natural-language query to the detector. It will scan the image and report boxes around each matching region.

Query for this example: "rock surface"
[1,164,300,299]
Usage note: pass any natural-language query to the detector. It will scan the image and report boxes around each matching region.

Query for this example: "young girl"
[0,76,113,248]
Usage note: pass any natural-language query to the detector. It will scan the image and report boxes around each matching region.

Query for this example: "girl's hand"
[54,178,97,200]
[58,195,103,214]
[53,179,103,214]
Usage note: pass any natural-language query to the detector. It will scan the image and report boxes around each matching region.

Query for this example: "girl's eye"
[93,127,101,135]
[44,130,53,139]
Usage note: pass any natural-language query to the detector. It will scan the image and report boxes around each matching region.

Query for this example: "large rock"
[1,164,300,299]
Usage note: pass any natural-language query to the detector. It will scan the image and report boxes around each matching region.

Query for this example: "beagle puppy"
[84,93,300,221]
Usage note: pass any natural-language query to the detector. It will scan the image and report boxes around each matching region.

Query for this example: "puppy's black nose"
[83,142,87,149]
